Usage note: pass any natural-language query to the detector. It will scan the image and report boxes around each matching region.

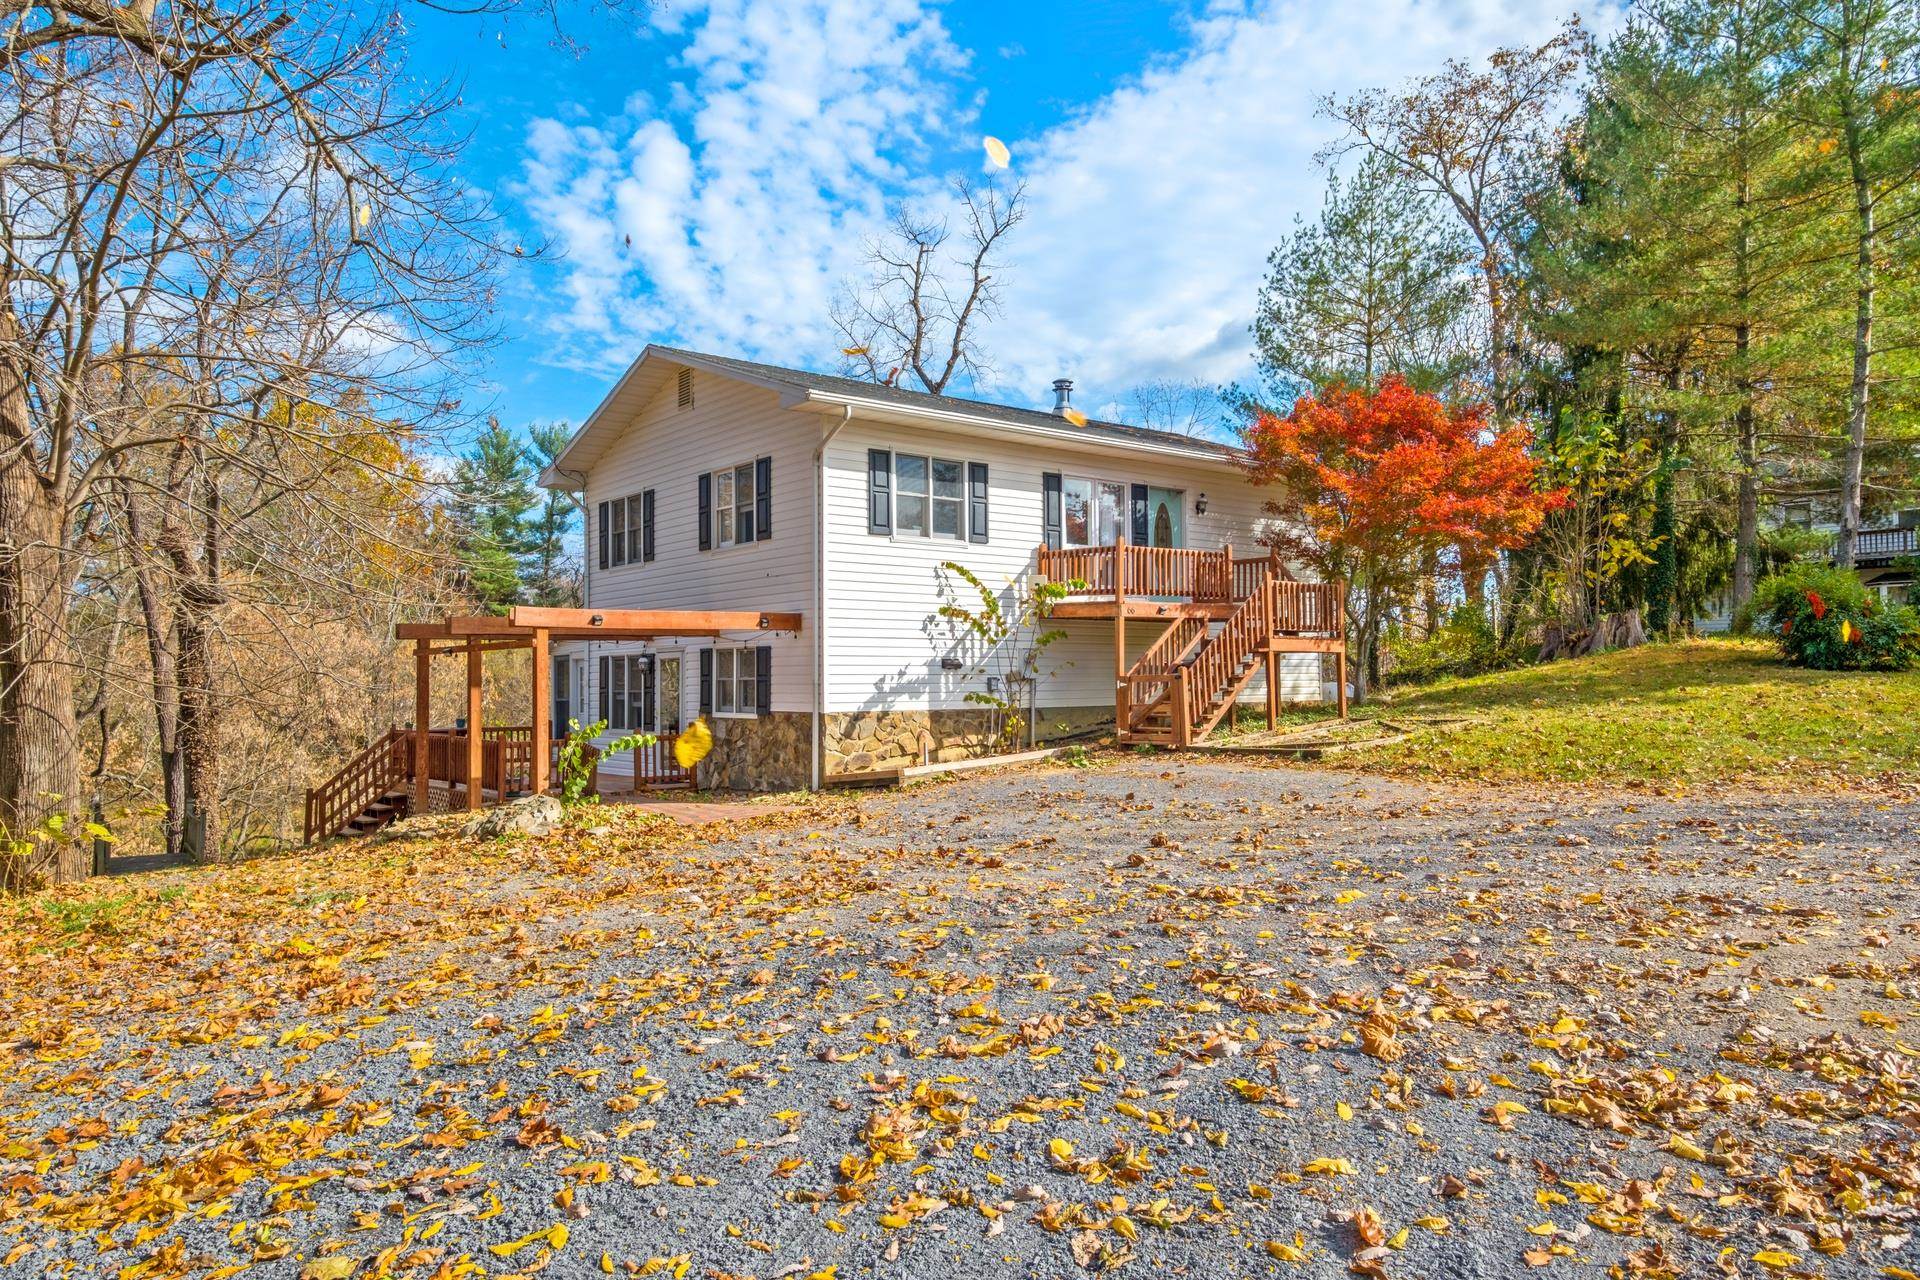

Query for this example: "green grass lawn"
[1234,638,1920,788]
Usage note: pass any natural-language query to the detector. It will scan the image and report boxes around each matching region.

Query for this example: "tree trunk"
[1837,103,1873,570]
[158,474,225,862]
[1731,391,1760,613]
[0,308,83,888]
[119,481,185,859]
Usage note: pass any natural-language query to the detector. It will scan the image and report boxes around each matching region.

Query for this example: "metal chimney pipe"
[1051,378,1074,416]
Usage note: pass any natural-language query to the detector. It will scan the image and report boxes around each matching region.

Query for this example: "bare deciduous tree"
[1,0,501,884]
[831,178,1025,395]
[1124,379,1224,437]
[1321,18,1591,422]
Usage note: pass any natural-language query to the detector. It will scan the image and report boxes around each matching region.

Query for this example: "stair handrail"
[304,727,410,844]
[1123,614,1208,732]
[1177,560,1279,743]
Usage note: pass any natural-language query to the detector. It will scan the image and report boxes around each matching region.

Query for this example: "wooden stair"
[1117,557,1341,748]
[344,789,412,836]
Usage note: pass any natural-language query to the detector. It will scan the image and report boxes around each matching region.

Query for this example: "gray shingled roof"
[655,346,1242,460]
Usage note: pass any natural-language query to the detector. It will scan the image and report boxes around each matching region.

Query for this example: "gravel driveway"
[3,756,1916,1280]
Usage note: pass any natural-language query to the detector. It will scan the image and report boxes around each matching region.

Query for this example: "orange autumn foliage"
[1242,377,1562,578]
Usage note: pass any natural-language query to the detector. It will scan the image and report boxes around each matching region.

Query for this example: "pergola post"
[413,638,431,813]
[1112,535,1128,737]
[531,628,551,796]
[465,641,483,811]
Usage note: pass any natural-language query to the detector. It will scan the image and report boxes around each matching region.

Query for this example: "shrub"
[1751,566,1920,671]
[1386,605,1527,686]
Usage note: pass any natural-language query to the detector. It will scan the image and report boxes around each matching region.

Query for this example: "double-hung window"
[714,646,756,717]
[700,458,771,550]
[596,492,655,568]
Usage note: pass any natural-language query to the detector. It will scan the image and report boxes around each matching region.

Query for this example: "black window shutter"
[756,645,772,715]
[699,648,714,717]
[868,449,892,535]
[641,489,655,562]
[642,657,657,731]
[1042,472,1064,549]
[1130,483,1149,545]
[754,456,772,541]
[968,462,989,544]
[597,502,609,570]
[597,655,609,723]
[697,473,712,551]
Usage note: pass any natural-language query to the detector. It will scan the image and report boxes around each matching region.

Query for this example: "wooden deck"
[1037,541,1347,746]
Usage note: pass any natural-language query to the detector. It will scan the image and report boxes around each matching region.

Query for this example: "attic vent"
[676,367,694,409]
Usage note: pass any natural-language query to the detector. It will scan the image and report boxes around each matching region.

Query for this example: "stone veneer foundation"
[823,705,1112,776]
[699,712,812,793]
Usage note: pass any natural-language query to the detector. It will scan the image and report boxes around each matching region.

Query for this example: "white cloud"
[517,0,965,372]
[519,0,1616,413]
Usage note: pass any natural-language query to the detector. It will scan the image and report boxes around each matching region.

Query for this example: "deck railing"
[1857,527,1917,560]
[1038,541,1344,633]
[304,728,410,843]
[631,732,694,788]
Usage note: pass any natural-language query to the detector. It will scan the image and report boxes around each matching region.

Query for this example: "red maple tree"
[1242,377,1562,699]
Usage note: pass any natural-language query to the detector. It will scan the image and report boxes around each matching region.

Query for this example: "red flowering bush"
[1753,567,1919,671]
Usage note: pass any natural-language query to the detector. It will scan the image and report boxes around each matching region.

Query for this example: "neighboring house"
[1694,498,1917,633]
[530,346,1343,792]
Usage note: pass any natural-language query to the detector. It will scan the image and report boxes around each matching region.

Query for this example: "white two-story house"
[525,345,1344,793]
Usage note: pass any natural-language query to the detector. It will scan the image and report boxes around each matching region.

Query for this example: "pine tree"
[450,419,538,614]
[1570,0,1819,616]
[1249,153,1474,402]
[1784,0,1920,566]
[524,422,583,607]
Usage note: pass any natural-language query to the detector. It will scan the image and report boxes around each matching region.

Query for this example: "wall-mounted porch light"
[589,614,604,627]
[1194,493,1209,516]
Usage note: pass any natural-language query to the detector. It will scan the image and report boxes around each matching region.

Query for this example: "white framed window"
[713,645,759,718]
[893,454,965,539]
[705,459,768,548]
[1063,475,1127,547]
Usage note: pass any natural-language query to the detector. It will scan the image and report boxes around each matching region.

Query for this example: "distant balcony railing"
[1856,527,1918,561]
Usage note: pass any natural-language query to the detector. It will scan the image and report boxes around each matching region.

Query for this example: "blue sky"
[408,0,1602,438]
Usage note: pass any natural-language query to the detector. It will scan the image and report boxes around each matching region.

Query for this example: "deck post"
[413,638,431,814]
[1113,535,1128,737]
[1172,667,1192,749]
[1336,650,1349,719]
[531,629,551,796]
[465,641,483,811]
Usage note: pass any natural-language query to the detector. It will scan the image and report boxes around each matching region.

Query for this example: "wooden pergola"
[394,606,802,812]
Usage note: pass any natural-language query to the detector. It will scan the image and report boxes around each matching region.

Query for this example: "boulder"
[462,794,564,839]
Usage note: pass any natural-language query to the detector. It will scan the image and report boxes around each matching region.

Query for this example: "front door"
[657,656,683,732]
[1147,487,1185,548]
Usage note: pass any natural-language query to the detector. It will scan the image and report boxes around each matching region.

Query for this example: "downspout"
[812,406,854,790]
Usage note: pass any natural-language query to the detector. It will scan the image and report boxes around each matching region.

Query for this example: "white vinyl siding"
[569,371,814,768]
[821,421,1322,717]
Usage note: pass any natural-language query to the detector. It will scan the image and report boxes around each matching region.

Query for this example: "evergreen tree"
[1783,0,1920,566]
[1249,154,1474,402]
[1560,0,1818,616]
[450,418,538,614]
[524,422,583,607]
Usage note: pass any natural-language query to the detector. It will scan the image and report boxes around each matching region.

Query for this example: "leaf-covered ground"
[3,758,1918,1280]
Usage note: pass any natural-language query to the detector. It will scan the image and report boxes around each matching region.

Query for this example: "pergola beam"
[507,606,803,635]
